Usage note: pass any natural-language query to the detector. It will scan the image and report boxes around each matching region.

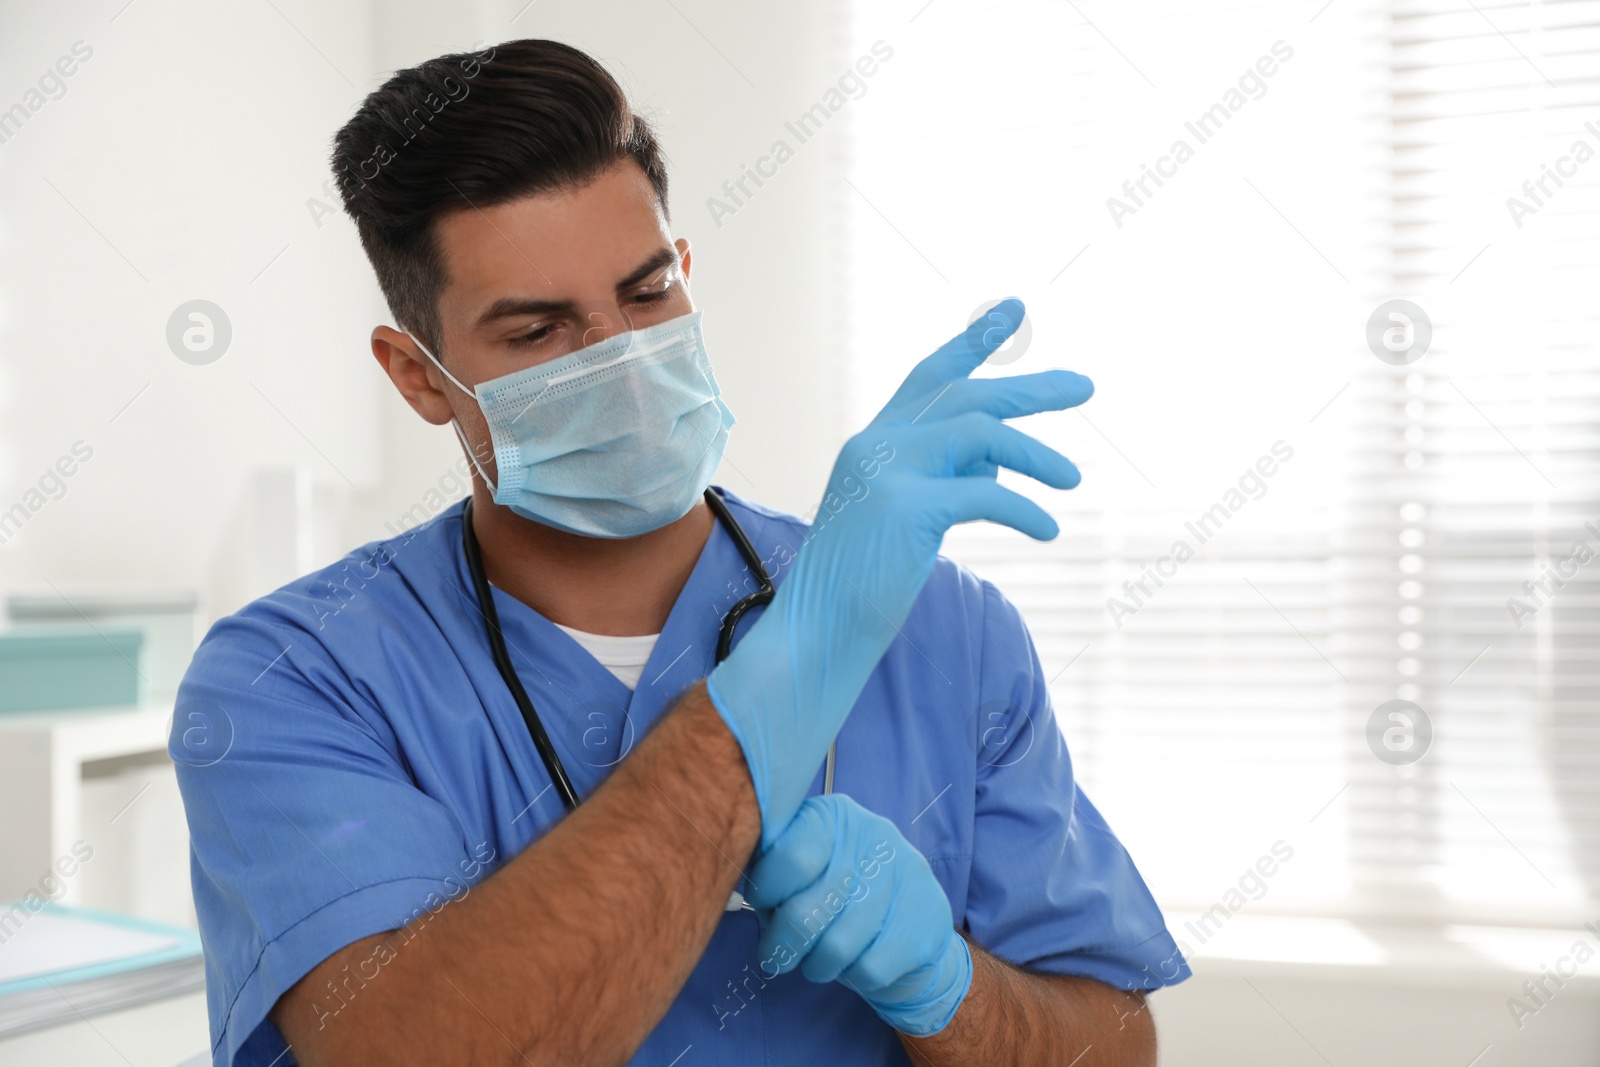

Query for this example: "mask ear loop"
[405,330,499,496]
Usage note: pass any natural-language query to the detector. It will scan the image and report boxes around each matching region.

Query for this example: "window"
[844,0,1600,928]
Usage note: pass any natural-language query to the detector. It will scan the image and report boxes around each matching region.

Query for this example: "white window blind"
[1350,0,1600,927]
[842,0,1600,929]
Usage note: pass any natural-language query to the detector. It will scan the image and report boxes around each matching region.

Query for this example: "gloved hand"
[746,794,973,1037]
[706,298,1093,846]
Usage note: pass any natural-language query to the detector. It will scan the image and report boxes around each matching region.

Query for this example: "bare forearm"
[898,938,1155,1067]
[276,681,760,1066]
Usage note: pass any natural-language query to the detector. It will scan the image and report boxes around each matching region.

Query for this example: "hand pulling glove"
[747,794,973,1036]
[707,299,1093,847]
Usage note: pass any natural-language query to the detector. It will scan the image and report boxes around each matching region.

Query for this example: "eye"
[629,269,681,305]
[508,323,557,348]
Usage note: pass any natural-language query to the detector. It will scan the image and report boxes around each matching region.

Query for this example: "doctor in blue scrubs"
[171,38,1189,1067]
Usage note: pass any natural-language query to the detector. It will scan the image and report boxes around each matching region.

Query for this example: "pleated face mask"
[409,310,736,538]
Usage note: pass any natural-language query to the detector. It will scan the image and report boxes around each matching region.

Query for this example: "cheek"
[454,405,500,480]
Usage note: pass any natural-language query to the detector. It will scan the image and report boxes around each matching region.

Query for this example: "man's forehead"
[434,162,669,305]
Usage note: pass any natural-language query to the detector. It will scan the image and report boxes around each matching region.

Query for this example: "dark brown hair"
[332,39,670,355]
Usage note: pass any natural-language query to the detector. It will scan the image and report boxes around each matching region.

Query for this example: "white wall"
[0,0,380,614]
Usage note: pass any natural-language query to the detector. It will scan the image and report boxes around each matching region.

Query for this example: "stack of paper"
[0,904,204,1037]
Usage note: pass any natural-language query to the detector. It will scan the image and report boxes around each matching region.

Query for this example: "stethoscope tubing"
[462,488,780,814]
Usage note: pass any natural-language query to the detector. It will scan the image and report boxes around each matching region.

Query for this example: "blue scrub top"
[172,489,1189,1067]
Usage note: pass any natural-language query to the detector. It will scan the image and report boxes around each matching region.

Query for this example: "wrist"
[869,930,973,1039]
[931,932,976,1035]
[702,667,776,834]
[705,618,822,848]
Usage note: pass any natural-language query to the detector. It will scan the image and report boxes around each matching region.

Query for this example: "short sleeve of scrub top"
[962,578,1191,990]
[171,609,494,1067]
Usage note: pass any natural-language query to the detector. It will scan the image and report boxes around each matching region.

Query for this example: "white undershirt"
[552,623,660,691]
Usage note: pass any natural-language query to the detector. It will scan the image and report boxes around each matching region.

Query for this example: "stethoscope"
[461,487,836,843]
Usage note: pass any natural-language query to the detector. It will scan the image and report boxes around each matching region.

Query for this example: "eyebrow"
[473,247,680,329]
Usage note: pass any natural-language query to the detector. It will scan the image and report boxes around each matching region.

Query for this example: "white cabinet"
[0,705,194,929]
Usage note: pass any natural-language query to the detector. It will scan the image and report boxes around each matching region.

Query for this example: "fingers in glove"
[877,298,1028,415]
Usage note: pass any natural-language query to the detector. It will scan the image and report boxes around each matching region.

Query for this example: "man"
[171,38,1189,1067]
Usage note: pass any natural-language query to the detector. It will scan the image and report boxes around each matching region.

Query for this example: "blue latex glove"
[746,794,973,1037]
[706,298,1093,846]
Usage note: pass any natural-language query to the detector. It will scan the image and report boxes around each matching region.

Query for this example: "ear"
[675,237,692,282]
[372,326,457,426]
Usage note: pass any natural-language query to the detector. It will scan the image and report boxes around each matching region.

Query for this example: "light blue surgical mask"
[409,310,736,539]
